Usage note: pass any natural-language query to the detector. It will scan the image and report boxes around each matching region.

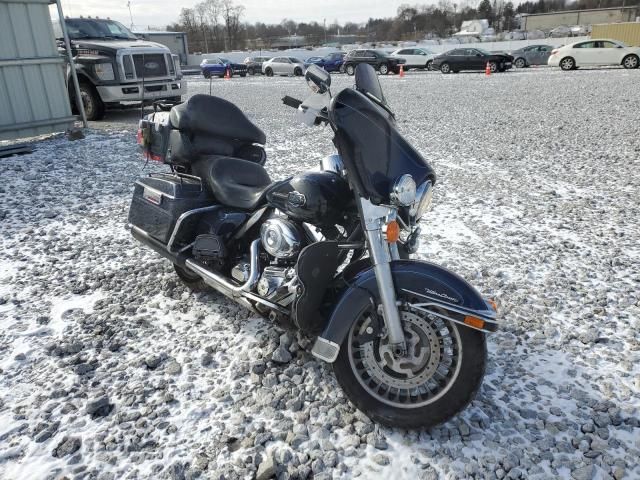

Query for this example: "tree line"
[167,0,637,52]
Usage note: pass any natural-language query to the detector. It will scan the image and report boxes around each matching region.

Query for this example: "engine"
[260,218,303,260]
[257,266,296,305]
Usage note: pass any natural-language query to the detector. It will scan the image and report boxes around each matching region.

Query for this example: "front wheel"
[426,60,433,71]
[294,67,303,76]
[247,67,255,75]
[560,56,575,71]
[440,62,451,74]
[488,61,498,73]
[265,67,273,77]
[77,82,105,121]
[379,63,389,75]
[514,57,526,68]
[622,54,639,69]
[333,295,486,429]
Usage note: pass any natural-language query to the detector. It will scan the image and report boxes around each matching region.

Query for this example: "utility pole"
[127,1,134,30]
[324,18,327,45]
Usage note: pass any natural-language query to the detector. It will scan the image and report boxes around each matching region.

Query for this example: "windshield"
[62,19,137,40]
[219,58,230,63]
[354,63,387,106]
[476,48,492,55]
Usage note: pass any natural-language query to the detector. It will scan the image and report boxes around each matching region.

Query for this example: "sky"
[58,0,422,30]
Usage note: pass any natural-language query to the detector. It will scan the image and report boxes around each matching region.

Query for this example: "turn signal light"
[464,316,485,330]
[384,220,400,243]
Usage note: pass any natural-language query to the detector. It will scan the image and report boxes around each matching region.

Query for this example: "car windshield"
[289,57,302,63]
[476,48,492,55]
[219,58,230,63]
[61,19,138,40]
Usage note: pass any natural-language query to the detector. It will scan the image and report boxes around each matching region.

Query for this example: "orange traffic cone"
[224,67,231,80]
[399,64,405,78]
[485,62,491,76]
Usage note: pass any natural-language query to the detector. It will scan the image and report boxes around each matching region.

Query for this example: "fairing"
[329,88,435,204]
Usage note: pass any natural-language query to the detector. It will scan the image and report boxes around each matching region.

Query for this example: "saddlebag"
[128,173,212,245]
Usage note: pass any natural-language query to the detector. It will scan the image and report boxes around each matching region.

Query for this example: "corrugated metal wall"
[592,23,640,47]
[0,0,75,141]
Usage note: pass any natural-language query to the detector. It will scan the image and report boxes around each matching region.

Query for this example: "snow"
[0,67,639,479]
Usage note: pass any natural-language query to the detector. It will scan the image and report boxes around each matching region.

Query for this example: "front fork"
[360,198,407,355]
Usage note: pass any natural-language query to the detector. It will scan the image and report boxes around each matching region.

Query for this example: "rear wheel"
[265,67,273,77]
[346,64,355,76]
[488,61,498,73]
[440,62,451,74]
[294,67,303,76]
[333,293,487,429]
[622,54,639,69]
[379,63,389,75]
[174,264,210,292]
[426,60,433,71]
[560,56,575,71]
[514,57,526,68]
[247,67,255,75]
[77,82,105,121]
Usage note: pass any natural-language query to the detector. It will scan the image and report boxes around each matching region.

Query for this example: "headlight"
[410,180,434,220]
[94,63,115,81]
[390,174,416,207]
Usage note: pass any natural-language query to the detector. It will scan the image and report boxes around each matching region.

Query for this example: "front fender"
[311,260,497,363]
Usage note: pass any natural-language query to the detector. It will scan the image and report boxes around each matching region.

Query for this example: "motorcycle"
[128,64,498,429]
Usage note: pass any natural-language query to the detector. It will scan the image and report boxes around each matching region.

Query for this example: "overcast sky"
[58,0,421,30]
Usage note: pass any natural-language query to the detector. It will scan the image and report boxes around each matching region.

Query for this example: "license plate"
[143,188,161,205]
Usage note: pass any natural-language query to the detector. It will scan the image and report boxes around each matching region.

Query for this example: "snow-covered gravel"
[1,68,639,480]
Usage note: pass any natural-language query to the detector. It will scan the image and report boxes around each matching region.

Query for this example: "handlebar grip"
[282,95,303,109]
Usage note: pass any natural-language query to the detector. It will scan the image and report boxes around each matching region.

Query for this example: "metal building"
[521,6,640,32]
[0,0,77,141]
[591,22,640,46]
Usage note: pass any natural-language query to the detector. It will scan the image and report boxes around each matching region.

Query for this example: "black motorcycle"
[128,64,497,428]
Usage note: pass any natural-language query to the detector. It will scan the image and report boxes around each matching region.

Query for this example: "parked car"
[548,39,640,70]
[510,45,554,68]
[390,47,437,70]
[243,56,271,75]
[343,49,406,75]
[304,52,346,73]
[431,48,513,74]
[200,57,247,78]
[262,57,305,76]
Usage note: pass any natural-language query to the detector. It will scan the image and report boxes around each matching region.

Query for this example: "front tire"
[247,67,255,75]
[514,57,526,68]
[77,82,105,121]
[560,56,575,71]
[294,67,303,76]
[265,67,273,77]
[622,54,639,69]
[203,70,211,79]
[346,64,355,76]
[426,60,433,71]
[333,296,486,429]
[488,61,498,73]
[379,63,389,75]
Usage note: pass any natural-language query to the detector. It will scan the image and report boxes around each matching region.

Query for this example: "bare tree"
[221,0,245,50]
[195,2,209,52]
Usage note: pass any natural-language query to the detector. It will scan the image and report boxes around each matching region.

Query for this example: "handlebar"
[282,95,302,109]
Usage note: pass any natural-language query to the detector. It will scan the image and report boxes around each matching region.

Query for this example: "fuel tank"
[266,171,351,226]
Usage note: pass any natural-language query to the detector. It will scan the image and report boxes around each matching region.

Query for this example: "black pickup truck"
[54,17,185,120]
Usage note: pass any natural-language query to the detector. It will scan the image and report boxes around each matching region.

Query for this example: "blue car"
[200,57,247,78]
[303,52,346,73]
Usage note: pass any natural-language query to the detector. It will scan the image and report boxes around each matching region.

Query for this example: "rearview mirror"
[305,64,331,94]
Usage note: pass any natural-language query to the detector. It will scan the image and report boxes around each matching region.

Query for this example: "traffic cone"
[485,62,491,76]
[399,64,405,78]
[224,67,231,80]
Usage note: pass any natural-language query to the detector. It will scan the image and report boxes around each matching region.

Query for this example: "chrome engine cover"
[260,219,301,259]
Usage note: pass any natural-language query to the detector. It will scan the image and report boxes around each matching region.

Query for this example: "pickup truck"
[53,17,186,120]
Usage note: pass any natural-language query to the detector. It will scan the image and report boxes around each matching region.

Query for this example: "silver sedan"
[262,56,305,77]
[510,45,554,68]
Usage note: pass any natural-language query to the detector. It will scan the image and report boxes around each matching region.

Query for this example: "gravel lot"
[1,67,639,480]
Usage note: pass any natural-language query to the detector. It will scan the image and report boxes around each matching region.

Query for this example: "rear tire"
[488,61,498,73]
[174,264,210,292]
[622,54,639,69]
[265,67,273,77]
[426,60,433,71]
[333,294,487,429]
[440,62,451,74]
[77,82,105,121]
[560,56,575,71]
[346,64,355,76]
[379,63,389,75]
[203,70,211,79]
[514,57,526,68]
[248,67,255,75]
[294,67,303,76]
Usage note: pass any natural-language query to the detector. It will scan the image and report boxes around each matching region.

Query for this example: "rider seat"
[191,156,272,211]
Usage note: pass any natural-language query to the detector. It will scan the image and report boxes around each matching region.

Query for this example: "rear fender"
[311,260,497,363]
